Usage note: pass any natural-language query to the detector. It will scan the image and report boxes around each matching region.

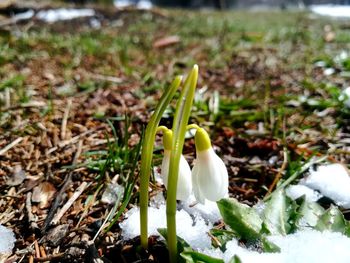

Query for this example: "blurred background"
[1,0,350,9]
[67,0,350,8]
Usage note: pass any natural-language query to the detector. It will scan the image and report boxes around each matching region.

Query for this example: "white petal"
[161,150,171,188]
[176,155,192,201]
[192,162,205,204]
[161,151,192,201]
[196,148,228,202]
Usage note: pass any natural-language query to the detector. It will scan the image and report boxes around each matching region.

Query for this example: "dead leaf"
[153,35,180,48]
[32,182,56,209]
[6,165,26,186]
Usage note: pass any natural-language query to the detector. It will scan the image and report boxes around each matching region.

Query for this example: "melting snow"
[340,86,350,108]
[0,225,15,255]
[310,5,350,18]
[36,8,95,23]
[202,230,350,263]
[114,0,153,9]
[285,184,322,202]
[182,194,222,224]
[120,204,212,249]
[13,10,35,21]
[120,161,350,262]
[300,163,350,208]
[269,230,350,263]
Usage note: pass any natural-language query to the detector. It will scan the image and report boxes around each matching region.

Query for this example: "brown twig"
[265,147,288,196]
[51,181,90,225]
[42,140,84,232]
[0,137,23,155]
[34,252,65,262]
[61,99,72,141]
[34,240,40,259]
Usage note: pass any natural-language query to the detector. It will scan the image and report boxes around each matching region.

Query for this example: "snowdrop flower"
[192,128,228,204]
[161,128,192,201]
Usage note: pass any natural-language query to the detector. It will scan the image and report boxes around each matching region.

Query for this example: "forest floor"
[1,2,350,262]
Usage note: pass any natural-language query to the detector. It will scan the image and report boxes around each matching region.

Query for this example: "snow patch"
[0,225,15,254]
[310,5,350,18]
[269,230,350,263]
[201,230,350,263]
[340,86,350,108]
[120,204,212,249]
[301,164,350,208]
[36,8,95,23]
[182,194,222,224]
[114,0,153,9]
[223,239,280,263]
[286,184,322,202]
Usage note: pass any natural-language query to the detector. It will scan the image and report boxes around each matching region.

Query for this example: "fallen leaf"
[32,182,56,209]
[153,35,180,48]
[6,165,26,186]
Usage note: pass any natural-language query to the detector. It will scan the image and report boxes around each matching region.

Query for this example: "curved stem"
[186,123,200,131]
[156,125,169,134]
[166,65,198,262]
[139,76,182,249]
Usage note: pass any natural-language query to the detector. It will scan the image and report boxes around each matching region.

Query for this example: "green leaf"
[158,228,191,253]
[261,237,281,253]
[217,198,262,241]
[315,205,349,233]
[210,229,239,248]
[228,255,242,263]
[180,251,224,263]
[262,190,292,235]
[139,75,182,248]
[166,66,198,260]
[294,198,325,230]
[158,228,198,263]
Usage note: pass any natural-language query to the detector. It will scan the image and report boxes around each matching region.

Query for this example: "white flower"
[192,128,228,204]
[161,150,192,201]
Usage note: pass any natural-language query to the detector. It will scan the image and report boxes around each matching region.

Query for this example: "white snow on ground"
[285,184,322,202]
[223,239,281,263]
[120,204,212,249]
[121,162,350,262]
[182,194,222,224]
[14,10,35,21]
[114,0,153,9]
[300,163,350,208]
[0,225,15,254]
[36,8,95,23]
[121,208,350,263]
[269,230,350,263]
[203,230,350,263]
[340,86,350,108]
[310,5,350,18]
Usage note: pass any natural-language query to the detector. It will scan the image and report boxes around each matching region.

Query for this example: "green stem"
[166,65,198,262]
[139,76,182,249]
[156,125,169,133]
[186,123,200,131]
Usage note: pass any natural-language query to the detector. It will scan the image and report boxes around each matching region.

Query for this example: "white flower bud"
[192,128,228,204]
